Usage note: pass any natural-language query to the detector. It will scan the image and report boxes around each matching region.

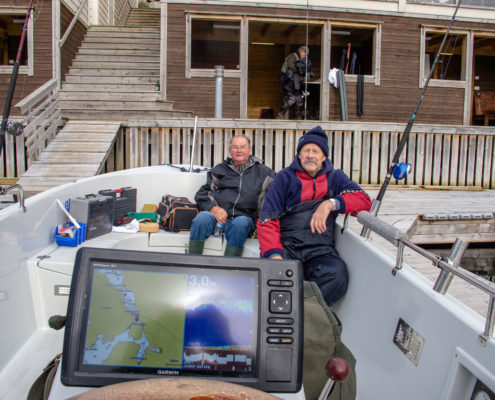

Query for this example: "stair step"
[74,54,159,62]
[59,91,161,101]
[61,83,157,91]
[67,68,159,76]
[70,61,159,69]
[77,48,159,56]
[61,110,192,120]
[63,75,158,84]
[89,26,160,33]
[59,100,174,111]
[85,31,160,39]
[79,42,160,50]
[82,36,158,44]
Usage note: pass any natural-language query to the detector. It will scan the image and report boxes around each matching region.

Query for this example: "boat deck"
[346,186,495,317]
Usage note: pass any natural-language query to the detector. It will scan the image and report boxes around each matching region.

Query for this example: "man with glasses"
[189,135,275,256]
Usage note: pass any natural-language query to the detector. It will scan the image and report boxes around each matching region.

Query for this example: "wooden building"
[161,0,495,126]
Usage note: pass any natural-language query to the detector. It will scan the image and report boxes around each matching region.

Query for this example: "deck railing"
[1,80,61,182]
[103,119,495,189]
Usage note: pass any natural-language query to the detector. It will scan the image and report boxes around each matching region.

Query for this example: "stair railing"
[15,79,63,164]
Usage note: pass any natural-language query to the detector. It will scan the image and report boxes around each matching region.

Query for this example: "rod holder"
[433,238,469,294]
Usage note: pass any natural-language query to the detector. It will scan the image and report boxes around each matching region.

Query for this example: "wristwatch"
[329,198,337,211]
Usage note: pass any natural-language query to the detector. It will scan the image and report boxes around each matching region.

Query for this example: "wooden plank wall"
[102,121,495,189]
[60,3,88,81]
[0,0,53,118]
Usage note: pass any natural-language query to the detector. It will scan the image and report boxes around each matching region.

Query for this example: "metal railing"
[357,210,495,345]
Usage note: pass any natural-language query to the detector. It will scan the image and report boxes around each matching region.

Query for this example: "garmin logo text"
[157,370,179,375]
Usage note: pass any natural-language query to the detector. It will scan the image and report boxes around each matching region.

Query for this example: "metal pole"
[214,65,224,119]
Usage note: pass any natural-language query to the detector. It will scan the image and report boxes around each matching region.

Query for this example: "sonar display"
[82,265,257,374]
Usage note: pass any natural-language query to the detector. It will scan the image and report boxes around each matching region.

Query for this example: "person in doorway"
[257,126,372,306]
[277,45,313,120]
[189,135,275,256]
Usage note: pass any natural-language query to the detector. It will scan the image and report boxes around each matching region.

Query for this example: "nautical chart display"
[61,247,304,392]
[82,265,256,373]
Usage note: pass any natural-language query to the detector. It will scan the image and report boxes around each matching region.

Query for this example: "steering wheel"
[69,377,281,400]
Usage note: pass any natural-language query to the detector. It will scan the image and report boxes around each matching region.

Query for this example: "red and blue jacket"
[257,156,371,261]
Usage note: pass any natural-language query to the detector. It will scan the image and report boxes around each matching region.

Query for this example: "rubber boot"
[224,243,243,257]
[189,239,205,254]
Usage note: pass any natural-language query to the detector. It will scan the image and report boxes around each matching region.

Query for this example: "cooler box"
[99,187,137,225]
[69,194,114,240]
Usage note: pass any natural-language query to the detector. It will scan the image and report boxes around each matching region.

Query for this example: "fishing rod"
[361,0,463,237]
[0,0,35,158]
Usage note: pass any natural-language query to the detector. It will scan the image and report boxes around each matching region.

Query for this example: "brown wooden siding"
[0,0,53,117]
[166,3,494,125]
[60,3,87,81]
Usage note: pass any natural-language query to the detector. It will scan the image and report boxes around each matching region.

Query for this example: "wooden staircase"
[16,8,190,196]
[17,121,122,196]
[59,8,191,120]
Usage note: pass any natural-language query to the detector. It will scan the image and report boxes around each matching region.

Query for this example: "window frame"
[330,21,382,86]
[419,26,469,89]
[186,14,242,79]
[0,9,34,76]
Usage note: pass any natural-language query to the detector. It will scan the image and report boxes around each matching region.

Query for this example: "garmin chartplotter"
[61,247,303,393]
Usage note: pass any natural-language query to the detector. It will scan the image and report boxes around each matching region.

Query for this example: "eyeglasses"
[231,145,249,151]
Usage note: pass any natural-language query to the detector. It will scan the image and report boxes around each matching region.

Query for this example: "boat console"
[50,246,304,397]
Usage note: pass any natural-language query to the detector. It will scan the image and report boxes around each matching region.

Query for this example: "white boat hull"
[0,166,494,400]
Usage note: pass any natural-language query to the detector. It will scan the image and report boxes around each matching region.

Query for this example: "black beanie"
[296,126,329,157]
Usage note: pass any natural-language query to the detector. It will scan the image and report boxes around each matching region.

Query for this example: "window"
[0,12,33,75]
[421,28,467,86]
[187,17,241,78]
[330,23,380,85]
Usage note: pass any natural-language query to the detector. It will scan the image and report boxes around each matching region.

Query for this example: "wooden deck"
[346,186,495,318]
[16,120,122,196]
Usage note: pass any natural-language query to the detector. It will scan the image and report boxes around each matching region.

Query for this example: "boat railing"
[357,210,495,345]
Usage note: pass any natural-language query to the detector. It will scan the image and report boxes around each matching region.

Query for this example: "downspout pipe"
[214,65,224,119]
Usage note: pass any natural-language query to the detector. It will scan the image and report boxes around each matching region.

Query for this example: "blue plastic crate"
[54,222,87,247]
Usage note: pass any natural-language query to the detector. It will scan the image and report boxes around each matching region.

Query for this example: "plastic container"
[54,222,87,247]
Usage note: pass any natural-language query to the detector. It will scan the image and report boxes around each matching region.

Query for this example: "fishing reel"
[393,162,411,180]
[4,120,24,137]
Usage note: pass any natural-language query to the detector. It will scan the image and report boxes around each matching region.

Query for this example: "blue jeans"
[190,211,253,248]
[303,254,349,307]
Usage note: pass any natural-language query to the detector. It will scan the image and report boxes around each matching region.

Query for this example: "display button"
[267,317,294,325]
[267,337,293,344]
[270,291,292,314]
[268,279,282,286]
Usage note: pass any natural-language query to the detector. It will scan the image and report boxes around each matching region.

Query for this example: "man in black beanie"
[257,126,371,307]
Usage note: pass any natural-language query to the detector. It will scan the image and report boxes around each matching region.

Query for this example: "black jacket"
[195,156,275,222]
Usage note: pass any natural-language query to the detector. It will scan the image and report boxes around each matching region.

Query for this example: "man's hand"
[310,200,333,234]
[210,205,227,224]
[270,255,283,260]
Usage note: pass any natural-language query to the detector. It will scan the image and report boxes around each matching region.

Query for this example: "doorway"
[247,21,322,119]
